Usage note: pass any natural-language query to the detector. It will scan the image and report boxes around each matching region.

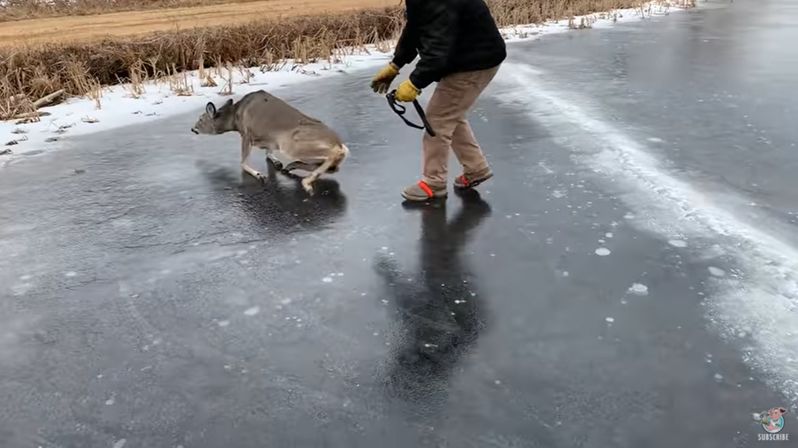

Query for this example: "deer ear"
[206,102,216,116]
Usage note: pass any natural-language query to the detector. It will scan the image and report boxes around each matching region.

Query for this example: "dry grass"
[488,0,644,27]
[0,0,656,120]
[0,0,263,22]
[0,8,402,118]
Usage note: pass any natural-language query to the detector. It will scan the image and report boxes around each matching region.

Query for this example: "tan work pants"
[421,65,500,187]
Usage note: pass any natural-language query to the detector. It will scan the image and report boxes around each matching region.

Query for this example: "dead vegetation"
[0,0,656,120]
[0,0,262,22]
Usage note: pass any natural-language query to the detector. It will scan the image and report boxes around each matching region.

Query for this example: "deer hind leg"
[327,143,349,173]
[300,144,348,194]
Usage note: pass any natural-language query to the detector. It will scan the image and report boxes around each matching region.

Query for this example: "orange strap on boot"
[418,181,435,198]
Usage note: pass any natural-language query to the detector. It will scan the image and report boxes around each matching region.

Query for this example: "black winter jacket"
[392,0,507,90]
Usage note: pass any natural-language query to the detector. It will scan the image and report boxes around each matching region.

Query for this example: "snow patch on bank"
[1,2,681,166]
[497,63,798,407]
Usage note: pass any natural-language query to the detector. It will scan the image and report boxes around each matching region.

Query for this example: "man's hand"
[395,79,421,102]
[371,63,400,94]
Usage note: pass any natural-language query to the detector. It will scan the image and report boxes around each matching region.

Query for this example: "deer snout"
[191,128,199,134]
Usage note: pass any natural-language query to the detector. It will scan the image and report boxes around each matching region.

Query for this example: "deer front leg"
[240,136,264,181]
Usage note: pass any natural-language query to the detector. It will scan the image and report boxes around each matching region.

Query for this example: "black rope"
[386,90,436,137]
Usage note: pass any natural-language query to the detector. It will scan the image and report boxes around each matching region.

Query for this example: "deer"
[191,90,349,194]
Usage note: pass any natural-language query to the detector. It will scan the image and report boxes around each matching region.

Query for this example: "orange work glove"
[394,79,421,102]
[371,62,400,94]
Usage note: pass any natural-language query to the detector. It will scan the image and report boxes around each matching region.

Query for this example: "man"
[371,0,506,202]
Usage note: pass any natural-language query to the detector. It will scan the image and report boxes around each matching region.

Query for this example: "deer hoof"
[301,178,314,194]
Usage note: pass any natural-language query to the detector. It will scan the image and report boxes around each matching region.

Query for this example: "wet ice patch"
[244,306,260,316]
[628,283,649,296]
[64,271,77,277]
[595,248,611,256]
[105,396,115,406]
[113,440,126,448]
[217,320,230,327]
[322,276,333,283]
[668,239,688,248]
[647,137,664,143]
[605,232,614,238]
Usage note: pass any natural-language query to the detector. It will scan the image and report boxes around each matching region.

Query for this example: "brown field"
[0,0,398,47]
[0,0,662,120]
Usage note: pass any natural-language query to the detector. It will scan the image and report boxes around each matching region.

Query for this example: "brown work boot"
[454,167,493,190]
[401,180,447,202]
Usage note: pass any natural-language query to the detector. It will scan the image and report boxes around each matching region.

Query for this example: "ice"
[628,283,649,296]
[668,239,688,248]
[605,317,615,323]
[105,396,115,406]
[64,271,77,277]
[217,320,230,327]
[322,276,333,283]
[595,248,612,256]
[714,373,724,382]
[244,306,260,316]
[113,440,126,448]
[708,267,726,277]
[498,62,798,406]
[605,232,614,238]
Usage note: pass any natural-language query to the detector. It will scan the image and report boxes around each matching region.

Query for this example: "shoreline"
[0,2,689,168]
